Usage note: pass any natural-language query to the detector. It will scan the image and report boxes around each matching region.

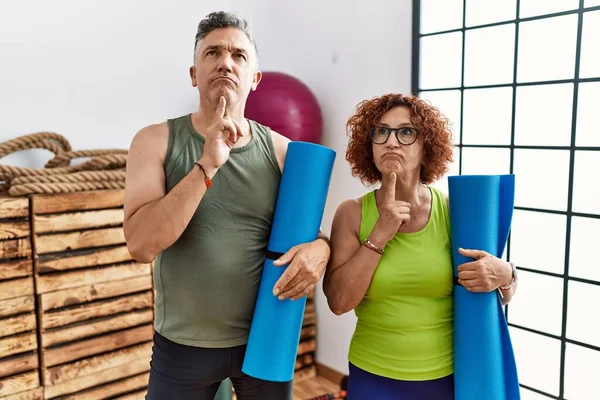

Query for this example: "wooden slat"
[36,227,125,254]
[43,356,150,398]
[43,324,153,367]
[0,312,36,338]
[113,388,147,400]
[35,262,150,294]
[295,353,314,370]
[294,366,317,382]
[302,311,316,327]
[0,386,43,400]
[0,370,39,398]
[45,342,152,385]
[54,372,149,400]
[0,197,28,219]
[305,302,315,314]
[300,325,317,341]
[315,363,345,389]
[42,291,153,330]
[0,258,32,281]
[0,278,33,301]
[37,245,132,273]
[292,376,340,400]
[0,221,29,241]
[0,332,37,358]
[0,352,38,379]
[40,275,152,311]
[31,190,124,215]
[34,209,124,234]
[0,238,31,260]
[0,296,34,318]
[42,310,154,348]
[298,339,316,355]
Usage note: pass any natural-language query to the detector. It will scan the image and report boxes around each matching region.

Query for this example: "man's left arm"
[269,130,332,300]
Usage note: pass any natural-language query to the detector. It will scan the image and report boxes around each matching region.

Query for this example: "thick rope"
[8,180,126,196]
[0,132,71,158]
[45,149,129,168]
[0,133,129,196]
[10,170,125,185]
[0,154,127,179]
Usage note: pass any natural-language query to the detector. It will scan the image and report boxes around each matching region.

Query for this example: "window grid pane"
[415,2,599,398]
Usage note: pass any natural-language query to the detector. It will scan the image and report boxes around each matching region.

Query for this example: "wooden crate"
[31,190,154,399]
[294,293,317,381]
[0,196,43,400]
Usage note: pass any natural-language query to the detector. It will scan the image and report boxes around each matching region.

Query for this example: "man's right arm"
[123,123,215,263]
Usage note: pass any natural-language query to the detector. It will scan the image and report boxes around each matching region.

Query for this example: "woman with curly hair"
[323,94,518,400]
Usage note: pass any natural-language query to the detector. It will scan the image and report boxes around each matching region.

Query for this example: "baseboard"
[316,362,345,385]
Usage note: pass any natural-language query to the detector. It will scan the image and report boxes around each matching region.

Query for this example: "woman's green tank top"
[349,186,454,380]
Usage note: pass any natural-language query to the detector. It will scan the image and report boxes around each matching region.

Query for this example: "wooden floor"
[293,376,341,400]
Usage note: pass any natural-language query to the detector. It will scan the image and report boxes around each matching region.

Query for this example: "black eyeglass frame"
[369,126,419,145]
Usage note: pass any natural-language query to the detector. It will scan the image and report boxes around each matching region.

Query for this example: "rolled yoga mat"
[242,141,336,382]
[448,174,520,400]
[213,379,232,400]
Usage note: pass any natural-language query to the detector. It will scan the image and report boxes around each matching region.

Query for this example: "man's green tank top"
[153,114,281,347]
[349,187,454,380]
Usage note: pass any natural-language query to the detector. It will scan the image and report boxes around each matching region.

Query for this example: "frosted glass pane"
[420,33,463,89]
[569,217,600,282]
[580,11,600,79]
[518,15,578,83]
[510,327,561,396]
[465,0,516,26]
[419,90,461,143]
[564,344,600,400]
[586,0,600,6]
[420,0,464,34]
[514,150,570,211]
[510,210,566,274]
[461,148,510,175]
[572,151,600,215]
[576,83,600,147]
[521,389,553,400]
[463,87,513,145]
[464,24,515,86]
[508,271,563,335]
[515,84,573,146]
[567,282,600,348]
[519,0,579,18]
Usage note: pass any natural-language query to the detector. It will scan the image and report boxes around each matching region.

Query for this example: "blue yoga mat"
[242,141,336,382]
[448,174,520,400]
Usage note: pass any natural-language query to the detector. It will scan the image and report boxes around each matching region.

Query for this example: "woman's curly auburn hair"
[346,93,454,186]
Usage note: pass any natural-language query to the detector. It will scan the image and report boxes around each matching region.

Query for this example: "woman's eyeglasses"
[370,126,418,145]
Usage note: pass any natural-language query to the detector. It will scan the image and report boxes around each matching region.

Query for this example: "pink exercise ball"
[246,71,323,143]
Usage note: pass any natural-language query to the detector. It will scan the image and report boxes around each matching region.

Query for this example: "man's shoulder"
[132,121,169,145]
[129,121,170,163]
[246,119,286,141]
[133,113,190,142]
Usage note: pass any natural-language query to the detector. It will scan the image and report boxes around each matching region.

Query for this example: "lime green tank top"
[153,114,281,347]
[348,186,454,380]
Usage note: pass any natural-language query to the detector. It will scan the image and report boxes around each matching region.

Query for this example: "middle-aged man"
[123,11,332,400]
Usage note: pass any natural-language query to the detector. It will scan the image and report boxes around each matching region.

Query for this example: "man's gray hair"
[194,11,258,62]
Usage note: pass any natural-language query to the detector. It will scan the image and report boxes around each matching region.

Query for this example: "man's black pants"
[145,331,293,400]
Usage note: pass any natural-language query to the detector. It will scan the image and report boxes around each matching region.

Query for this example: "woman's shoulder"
[429,186,449,209]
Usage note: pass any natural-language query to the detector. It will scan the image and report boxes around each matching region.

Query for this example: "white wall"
[0,0,412,374]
